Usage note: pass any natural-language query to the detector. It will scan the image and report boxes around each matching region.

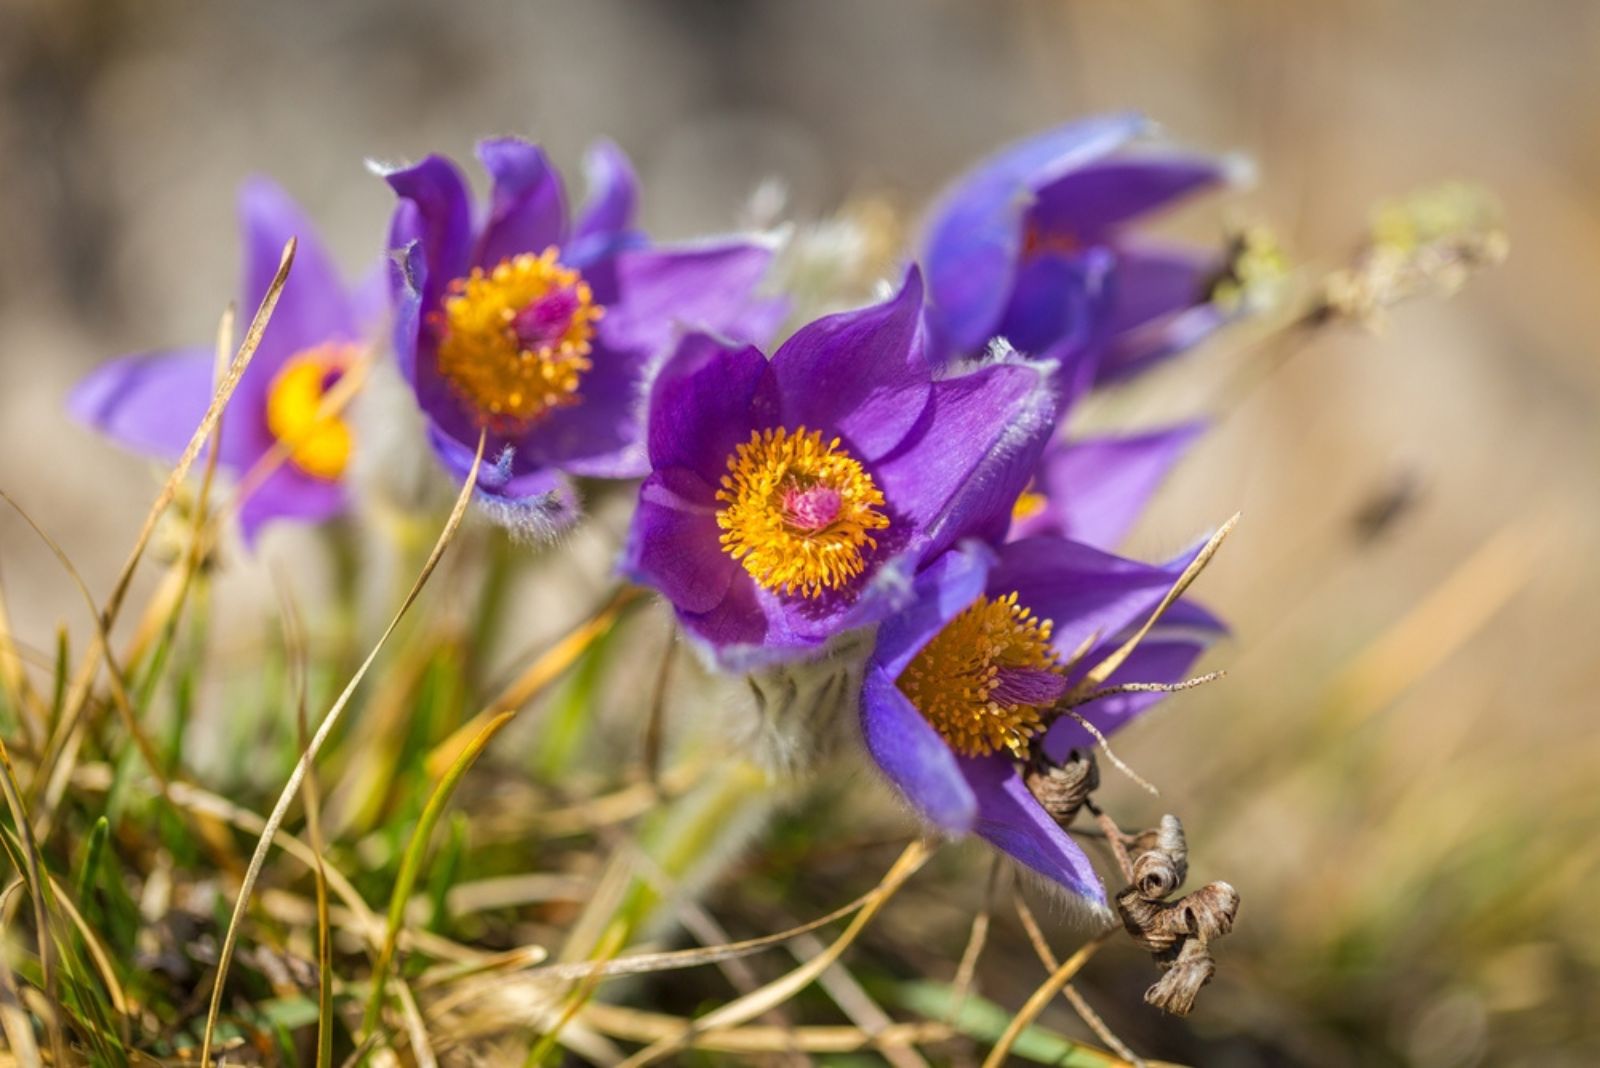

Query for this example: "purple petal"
[572,139,639,243]
[601,240,777,356]
[67,347,227,462]
[619,468,735,615]
[960,751,1106,906]
[675,568,815,668]
[237,464,345,548]
[861,664,977,833]
[1103,243,1216,339]
[993,252,1092,357]
[474,137,568,268]
[770,268,931,461]
[986,536,1207,660]
[384,155,475,319]
[1028,154,1230,244]
[423,424,581,538]
[874,349,1056,560]
[645,333,774,485]
[872,541,993,680]
[1016,423,1205,548]
[922,113,1147,353]
[1099,301,1227,384]
[238,177,358,369]
[508,338,651,478]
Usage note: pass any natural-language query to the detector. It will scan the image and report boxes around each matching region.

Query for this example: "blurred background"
[1,1,1596,1064]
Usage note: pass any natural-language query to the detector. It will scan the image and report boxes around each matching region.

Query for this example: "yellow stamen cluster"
[435,249,602,429]
[715,427,890,598]
[897,592,1063,757]
[264,344,357,481]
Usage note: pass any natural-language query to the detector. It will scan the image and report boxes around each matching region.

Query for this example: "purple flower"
[922,113,1238,404]
[69,178,377,544]
[860,536,1223,908]
[383,137,780,536]
[1010,422,1205,549]
[620,268,1058,670]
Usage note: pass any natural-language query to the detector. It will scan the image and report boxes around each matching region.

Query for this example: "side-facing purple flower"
[860,536,1223,911]
[69,178,375,544]
[383,137,779,536]
[922,113,1239,403]
[621,268,1058,670]
[1010,422,1205,549]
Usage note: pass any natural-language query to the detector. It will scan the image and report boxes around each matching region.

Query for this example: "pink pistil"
[783,484,844,532]
[511,287,580,350]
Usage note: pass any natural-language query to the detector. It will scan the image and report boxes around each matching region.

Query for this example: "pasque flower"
[860,536,1223,909]
[922,112,1239,403]
[69,178,376,544]
[621,267,1058,669]
[384,137,778,535]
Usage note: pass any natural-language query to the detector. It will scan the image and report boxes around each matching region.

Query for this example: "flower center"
[434,249,603,430]
[897,592,1068,757]
[715,427,890,598]
[264,343,358,481]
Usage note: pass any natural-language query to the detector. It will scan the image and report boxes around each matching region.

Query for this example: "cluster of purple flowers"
[71,115,1236,912]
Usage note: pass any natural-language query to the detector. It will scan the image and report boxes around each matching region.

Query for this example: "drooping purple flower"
[860,535,1224,909]
[382,137,781,537]
[922,113,1239,405]
[1010,422,1205,549]
[620,267,1059,670]
[69,178,378,544]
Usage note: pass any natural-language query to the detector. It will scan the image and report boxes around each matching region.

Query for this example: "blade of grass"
[899,982,1143,1067]
[0,736,64,1063]
[276,574,335,1068]
[427,585,641,778]
[612,839,931,1068]
[197,431,485,1065]
[1013,891,1142,1065]
[362,709,516,1041]
[0,570,47,750]
[980,930,1116,1068]
[1067,514,1238,699]
[34,240,295,824]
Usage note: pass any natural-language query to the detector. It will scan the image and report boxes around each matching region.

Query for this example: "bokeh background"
[2,1,1596,1064]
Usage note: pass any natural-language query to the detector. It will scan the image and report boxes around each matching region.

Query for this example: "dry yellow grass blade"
[0,574,46,750]
[276,574,335,1068]
[31,866,133,1053]
[33,239,296,823]
[426,584,642,778]
[581,1003,955,1056]
[197,430,486,1066]
[1069,514,1239,699]
[0,942,43,1068]
[980,929,1115,1068]
[0,491,172,802]
[612,839,932,1068]
[1013,891,1142,1065]
[0,736,64,1063]
[425,873,883,1024]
